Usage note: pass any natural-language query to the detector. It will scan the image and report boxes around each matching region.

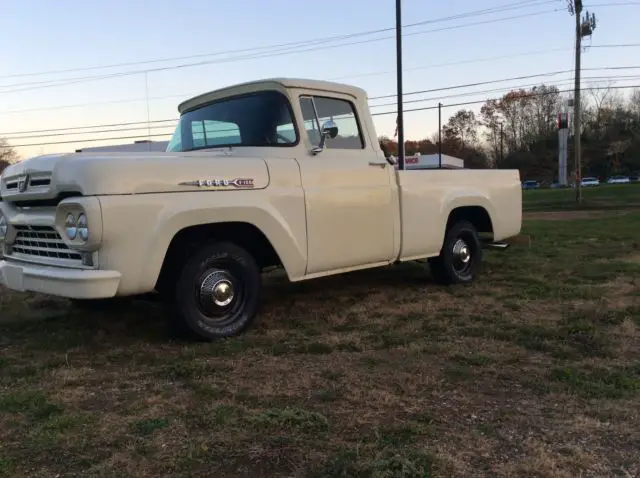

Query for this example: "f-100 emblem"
[178,178,255,188]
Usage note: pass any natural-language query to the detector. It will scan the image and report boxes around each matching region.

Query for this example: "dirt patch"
[621,253,640,264]
[524,209,634,221]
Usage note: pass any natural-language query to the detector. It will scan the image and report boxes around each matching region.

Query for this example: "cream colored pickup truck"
[0,78,522,340]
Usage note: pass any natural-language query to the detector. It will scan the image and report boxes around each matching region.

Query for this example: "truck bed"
[395,169,522,260]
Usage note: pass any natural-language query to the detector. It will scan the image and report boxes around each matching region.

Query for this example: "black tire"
[429,220,483,285]
[172,241,262,340]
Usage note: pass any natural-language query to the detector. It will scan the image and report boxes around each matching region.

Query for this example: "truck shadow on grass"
[0,261,441,351]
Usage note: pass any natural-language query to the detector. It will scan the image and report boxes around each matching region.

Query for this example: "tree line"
[380,84,640,181]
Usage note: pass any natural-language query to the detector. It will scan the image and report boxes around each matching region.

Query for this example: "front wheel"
[172,242,262,340]
[428,220,483,285]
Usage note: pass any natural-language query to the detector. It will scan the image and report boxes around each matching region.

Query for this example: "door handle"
[369,161,387,168]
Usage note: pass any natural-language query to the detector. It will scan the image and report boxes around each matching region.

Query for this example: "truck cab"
[0,78,522,340]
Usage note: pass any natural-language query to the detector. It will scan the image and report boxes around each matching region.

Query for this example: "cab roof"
[177,77,367,114]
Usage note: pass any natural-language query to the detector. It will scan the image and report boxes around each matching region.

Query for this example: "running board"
[481,241,510,250]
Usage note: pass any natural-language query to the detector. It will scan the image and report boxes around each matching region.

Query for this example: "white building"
[392,152,465,169]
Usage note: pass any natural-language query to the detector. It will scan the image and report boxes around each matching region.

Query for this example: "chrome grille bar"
[10,225,82,262]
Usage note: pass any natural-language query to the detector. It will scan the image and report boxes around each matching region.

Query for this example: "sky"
[1,0,639,159]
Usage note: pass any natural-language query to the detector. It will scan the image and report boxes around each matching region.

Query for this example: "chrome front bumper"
[0,259,121,299]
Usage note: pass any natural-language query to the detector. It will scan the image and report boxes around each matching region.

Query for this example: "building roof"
[178,77,367,114]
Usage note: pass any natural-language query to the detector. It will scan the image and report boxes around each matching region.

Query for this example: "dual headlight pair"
[64,212,89,242]
[0,211,89,242]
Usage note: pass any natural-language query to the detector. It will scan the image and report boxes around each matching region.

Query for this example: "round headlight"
[77,213,89,241]
[64,213,77,240]
[0,213,7,237]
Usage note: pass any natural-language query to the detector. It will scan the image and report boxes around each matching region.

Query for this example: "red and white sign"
[558,112,569,130]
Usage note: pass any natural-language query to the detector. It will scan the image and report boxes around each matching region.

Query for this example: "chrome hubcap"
[212,280,234,306]
[199,270,235,308]
[453,239,471,264]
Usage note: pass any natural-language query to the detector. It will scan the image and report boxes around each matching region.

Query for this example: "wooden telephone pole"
[395,0,405,170]
[567,0,596,204]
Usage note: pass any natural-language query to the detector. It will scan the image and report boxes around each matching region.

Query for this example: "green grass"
[522,182,640,211]
[0,209,639,477]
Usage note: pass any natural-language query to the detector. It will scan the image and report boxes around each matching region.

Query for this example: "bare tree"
[629,88,640,119]
[587,81,624,137]
[0,139,18,174]
[442,109,478,150]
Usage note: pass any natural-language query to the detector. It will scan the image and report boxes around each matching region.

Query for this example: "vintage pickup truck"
[0,78,522,340]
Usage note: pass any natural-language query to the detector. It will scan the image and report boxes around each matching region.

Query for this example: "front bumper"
[0,260,121,299]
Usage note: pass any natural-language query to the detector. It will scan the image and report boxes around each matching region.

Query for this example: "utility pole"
[568,0,596,204]
[499,122,504,168]
[395,0,405,170]
[438,102,442,168]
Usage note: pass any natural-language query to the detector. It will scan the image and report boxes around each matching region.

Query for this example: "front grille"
[11,225,81,262]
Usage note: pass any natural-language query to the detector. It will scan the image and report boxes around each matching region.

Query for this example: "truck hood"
[0,150,270,202]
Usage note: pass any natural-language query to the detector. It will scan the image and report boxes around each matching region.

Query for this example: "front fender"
[98,191,307,295]
[146,203,307,283]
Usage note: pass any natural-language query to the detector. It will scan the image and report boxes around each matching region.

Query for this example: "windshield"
[166,90,298,152]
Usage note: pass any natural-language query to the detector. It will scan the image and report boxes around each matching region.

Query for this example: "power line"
[0,94,196,116]
[590,43,640,47]
[7,73,639,140]
[368,65,640,99]
[3,124,177,141]
[2,119,176,136]
[369,74,640,108]
[3,43,639,117]
[0,0,557,83]
[0,7,564,95]
[329,46,570,81]
[585,2,640,6]
[370,84,640,117]
[9,133,174,148]
[8,84,640,148]
[3,66,639,137]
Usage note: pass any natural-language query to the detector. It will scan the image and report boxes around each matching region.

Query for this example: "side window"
[300,97,321,146]
[191,120,241,148]
[298,96,364,149]
[313,96,364,149]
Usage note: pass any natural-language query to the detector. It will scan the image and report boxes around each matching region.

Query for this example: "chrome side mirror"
[311,120,338,155]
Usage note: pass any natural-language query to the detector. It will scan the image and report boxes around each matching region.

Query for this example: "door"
[295,94,396,275]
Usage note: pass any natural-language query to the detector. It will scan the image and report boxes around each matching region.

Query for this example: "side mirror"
[311,120,338,155]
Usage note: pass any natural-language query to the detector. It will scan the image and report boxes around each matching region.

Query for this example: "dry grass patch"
[1,212,640,477]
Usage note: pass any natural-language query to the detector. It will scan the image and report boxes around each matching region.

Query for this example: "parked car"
[606,175,630,184]
[580,177,600,187]
[551,182,570,189]
[522,180,540,190]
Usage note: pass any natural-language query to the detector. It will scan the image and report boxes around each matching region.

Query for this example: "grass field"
[522,182,640,212]
[1,189,640,477]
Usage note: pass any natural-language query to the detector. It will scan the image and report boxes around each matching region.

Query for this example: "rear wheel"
[429,220,482,285]
[172,241,262,340]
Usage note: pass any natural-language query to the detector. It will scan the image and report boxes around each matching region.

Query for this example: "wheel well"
[446,206,493,237]
[155,222,282,293]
